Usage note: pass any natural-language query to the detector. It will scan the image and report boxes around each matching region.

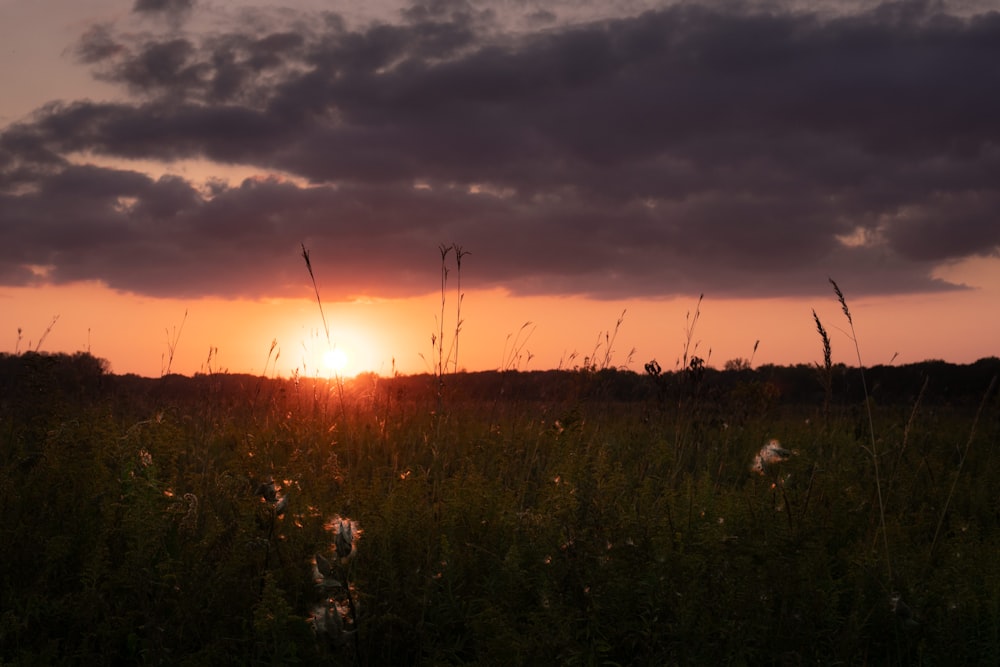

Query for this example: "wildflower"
[326,516,361,564]
[751,438,794,475]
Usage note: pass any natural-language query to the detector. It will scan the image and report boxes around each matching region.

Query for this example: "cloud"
[2,0,999,301]
[133,0,195,15]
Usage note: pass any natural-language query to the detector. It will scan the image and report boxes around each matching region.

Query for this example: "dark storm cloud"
[2,0,999,300]
[133,0,194,15]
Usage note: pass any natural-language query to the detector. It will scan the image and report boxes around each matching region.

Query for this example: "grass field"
[2,351,999,665]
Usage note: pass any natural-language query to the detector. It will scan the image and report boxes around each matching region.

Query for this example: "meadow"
[1,348,999,665]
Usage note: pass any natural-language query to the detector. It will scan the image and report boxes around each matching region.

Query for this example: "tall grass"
[812,308,833,426]
[451,244,469,374]
[301,243,331,346]
[4,350,1000,664]
[34,315,60,353]
[827,278,891,582]
[421,243,468,415]
[300,243,346,414]
[13,317,61,355]
[500,322,536,372]
[160,309,187,376]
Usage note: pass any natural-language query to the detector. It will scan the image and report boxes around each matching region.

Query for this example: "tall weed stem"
[829,278,891,582]
[301,243,345,416]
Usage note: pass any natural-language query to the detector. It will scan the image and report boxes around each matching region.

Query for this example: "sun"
[322,347,349,374]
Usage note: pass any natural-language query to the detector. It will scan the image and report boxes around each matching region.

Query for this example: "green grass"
[1,351,999,665]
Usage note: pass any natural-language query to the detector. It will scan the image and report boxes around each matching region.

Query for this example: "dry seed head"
[812,309,832,368]
[326,516,362,564]
[829,278,852,325]
[751,439,794,475]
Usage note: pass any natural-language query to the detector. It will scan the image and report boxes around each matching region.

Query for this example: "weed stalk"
[301,243,345,416]
[812,309,833,430]
[451,245,469,373]
[829,278,891,582]
[161,310,187,376]
[427,243,468,416]
[34,315,60,353]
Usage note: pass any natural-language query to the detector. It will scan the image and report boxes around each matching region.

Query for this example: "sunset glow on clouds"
[2,0,998,376]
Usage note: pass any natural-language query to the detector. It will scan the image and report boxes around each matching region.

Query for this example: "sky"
[2,0,999,378]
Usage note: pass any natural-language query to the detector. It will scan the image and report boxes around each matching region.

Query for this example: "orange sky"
[5,255,998,378]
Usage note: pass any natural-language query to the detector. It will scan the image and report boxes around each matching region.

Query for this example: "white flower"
[751,438,794,475]
[326,516,361,564]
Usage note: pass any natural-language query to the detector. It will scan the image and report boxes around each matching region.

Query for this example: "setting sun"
[322,347,349,375]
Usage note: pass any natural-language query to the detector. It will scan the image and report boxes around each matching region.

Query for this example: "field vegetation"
[1,347,999,665]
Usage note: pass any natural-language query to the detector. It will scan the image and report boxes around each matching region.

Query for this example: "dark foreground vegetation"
[2,351,999,665]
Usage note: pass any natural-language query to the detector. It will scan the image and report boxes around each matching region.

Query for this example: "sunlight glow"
[323,347,349,374]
